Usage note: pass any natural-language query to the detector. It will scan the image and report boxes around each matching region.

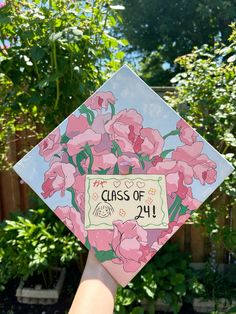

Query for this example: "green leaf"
[49,31,63,41]
[85,237,90,250]
[94,248,117,263]
[160,149,174,158]
[96,167,111,174]
[61,134,70,143]
[111,140,122,156]
[227,54,236,63]
[129,166,133,174]
[131,307,145,314]
[170,273,185,286]
[0,14,11,24]
[113,163,119,174]
[30,46,45,61]
[179,204,188,216]
[119,289,136,306]
[226,306,236,314]
[143,285,155,298]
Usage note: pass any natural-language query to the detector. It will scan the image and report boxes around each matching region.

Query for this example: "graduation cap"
[13,65,234,286]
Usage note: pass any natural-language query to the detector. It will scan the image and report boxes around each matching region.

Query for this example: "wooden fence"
[0,86,234,264]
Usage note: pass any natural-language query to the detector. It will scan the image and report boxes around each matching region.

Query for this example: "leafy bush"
[0,0,126,168]
[115,243,197,314]
[194,263,236,301]
[0,208,85,291]
[166,23,236,258]
[191,262,236,313]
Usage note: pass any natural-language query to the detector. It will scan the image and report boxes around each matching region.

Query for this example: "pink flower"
[158,213,190,246]
[111,220,150,272]
[172,142,217,185]
[92,113,111,134]
[85,153,117,172]
[72,175,86,215]
[105,109,143,153]
[72,174,86,193]
[41,162,76,198]
[0,2,5,8]
[176,119,197,145]
[148,159,177,176]
[165,171,189,198]
[39,128,62,161]
[133,128,164,159]
[172,142,204,163]
[66,114,89,138]
[92,133,112,155]
[54,206,86,243]
[182,187,201,210]
[67,129,102,156]
[85,91,116,111]
[188,154,217,185]
[88,230,113,251]
[175,161,194,185]
[117,155,140,174]
[148,159,194,198]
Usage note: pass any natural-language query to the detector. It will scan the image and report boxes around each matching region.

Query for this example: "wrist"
[82,250,118,295]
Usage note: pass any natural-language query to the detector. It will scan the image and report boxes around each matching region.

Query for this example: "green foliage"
[120,0,236,84]
[115,243,196,314]
[166,24,236,258]
[0,0,126,168]
[0,208,85,291]
[193,262,236,308]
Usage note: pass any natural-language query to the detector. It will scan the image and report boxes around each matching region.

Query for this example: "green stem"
[48,0,59,108]
[68,187,80,211]
[68,156,76,167]
[85,145,93,174]
[53,41,60,108]
[169,201,182,222]
[163,129,180,140]
[168,195,182,216]
[179,204,188,216]
[33,61,40,80]
[110,103,115,117]
[160,149,174,159]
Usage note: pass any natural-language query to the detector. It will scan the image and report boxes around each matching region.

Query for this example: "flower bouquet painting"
[13,65,234,286]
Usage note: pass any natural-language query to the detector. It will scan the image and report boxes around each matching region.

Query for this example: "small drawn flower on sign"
[92,193,99,201]
[146,197,154,205]
[148,188,156,195]
[119,208,126,217]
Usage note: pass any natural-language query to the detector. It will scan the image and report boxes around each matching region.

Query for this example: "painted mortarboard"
[13,65,234,286]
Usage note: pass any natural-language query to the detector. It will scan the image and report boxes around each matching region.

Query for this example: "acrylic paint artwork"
[13,65,234,286]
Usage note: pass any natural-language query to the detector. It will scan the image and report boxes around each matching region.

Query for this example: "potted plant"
[0,208,85,304]
[192,262,236,313]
